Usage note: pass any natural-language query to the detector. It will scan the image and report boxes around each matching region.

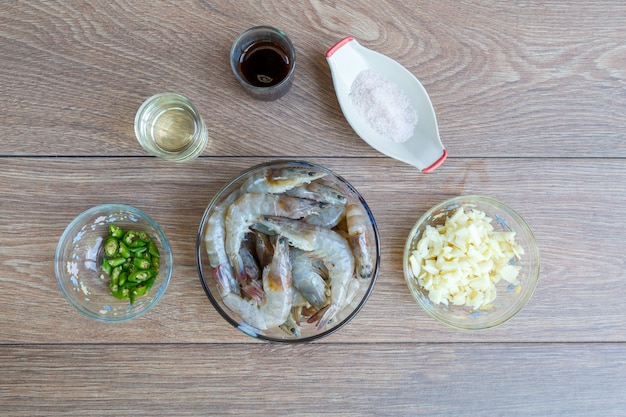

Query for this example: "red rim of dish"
[325,36,355,58]
[422,149,448,173]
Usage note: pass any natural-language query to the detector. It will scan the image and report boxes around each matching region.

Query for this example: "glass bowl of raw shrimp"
[196,160,380,342]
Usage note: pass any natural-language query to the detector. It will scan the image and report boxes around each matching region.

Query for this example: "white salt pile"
[350,69,418,143]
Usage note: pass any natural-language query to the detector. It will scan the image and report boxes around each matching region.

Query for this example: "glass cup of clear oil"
[134,93,209,162]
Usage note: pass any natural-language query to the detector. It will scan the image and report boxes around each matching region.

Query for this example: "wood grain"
[2,343,625,417]
[0,1,624,158]
[1,1,625,415]
[1,157,624,344]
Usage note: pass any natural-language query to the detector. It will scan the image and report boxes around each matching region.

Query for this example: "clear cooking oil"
[151,107,195,152]
[134,93,208,162]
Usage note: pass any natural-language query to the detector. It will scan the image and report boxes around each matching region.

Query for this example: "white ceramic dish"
[326,36,447,172]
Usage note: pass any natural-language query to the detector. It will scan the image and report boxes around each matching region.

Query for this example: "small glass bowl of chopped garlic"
[403,196,540,330]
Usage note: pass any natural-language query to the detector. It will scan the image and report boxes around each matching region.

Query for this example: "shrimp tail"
[306,304,331,327]
[315,304,339,330]
[279,315,301,337]
[314,277,362,330]
[242,279,264,302]
[213,264,240,296]
[352,233,374,279]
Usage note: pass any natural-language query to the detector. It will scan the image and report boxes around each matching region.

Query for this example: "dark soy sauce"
[239,41,291,87]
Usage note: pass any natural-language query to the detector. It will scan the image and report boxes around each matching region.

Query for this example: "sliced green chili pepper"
[144,275,157,292]
[102,224,159,306]
[112,286,129,300]
[133,257,151,270]
[121,280,136,289]
[104,237,119,257]
[111,266,122,280]
[118,271,128,287]
[107,257,127,267]
[118,241,131,258]
[130,238,146,248]
[109,224,124,239]
[122,257,132,272]
[123,231,138,247]
[129,245,147,254]
[128,269,154,283]
[109,269,120,293]
[131,285,148,298]
[127,270,139,283]
[101,257,112,276]
[148,240,160,258]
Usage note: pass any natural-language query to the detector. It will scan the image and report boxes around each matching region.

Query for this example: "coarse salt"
[350,69,418,143]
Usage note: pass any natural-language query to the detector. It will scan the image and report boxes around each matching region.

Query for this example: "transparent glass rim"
[134,92,208,162]
[403,195,540,330]
[229,26,296,93]
[55,204,173,322]
[196,160,380,343]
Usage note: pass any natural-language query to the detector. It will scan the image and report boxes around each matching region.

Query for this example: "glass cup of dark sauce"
[230,26,296,101]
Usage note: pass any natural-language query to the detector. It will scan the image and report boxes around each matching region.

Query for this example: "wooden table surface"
[1,1,625,415]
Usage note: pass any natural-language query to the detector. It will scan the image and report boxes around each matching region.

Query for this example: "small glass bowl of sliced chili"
[55,204,173,322]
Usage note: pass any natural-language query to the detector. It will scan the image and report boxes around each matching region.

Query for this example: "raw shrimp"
[239,235,261,282]
[291,249,328,310]
[346,202,376,279]
[222,236,293,330]
[305,203,346,228]
[204,165,326,295]
[285,181,347,205]
[237,233,264,301]
[279,314,301,337]
[257,216,355,330]
[241,278,264,303]
[279,291,320,337]
[237,239,265,302]
[225,193,324,273]
[204,191,241,295]
[242,166,327,194]
[286,182,347,228]
[253,230,274,268]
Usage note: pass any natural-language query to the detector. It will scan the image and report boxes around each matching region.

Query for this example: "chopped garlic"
[409,208,523,310]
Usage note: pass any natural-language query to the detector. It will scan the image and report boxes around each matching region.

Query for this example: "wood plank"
[2,1,625,415]
[0,1,624,158]
[1,343,625,416]
[1,157,625,343]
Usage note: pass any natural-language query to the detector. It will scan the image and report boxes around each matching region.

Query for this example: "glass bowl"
[403,195,540,330]
[55,204,173,322]
[197,160,380,342]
